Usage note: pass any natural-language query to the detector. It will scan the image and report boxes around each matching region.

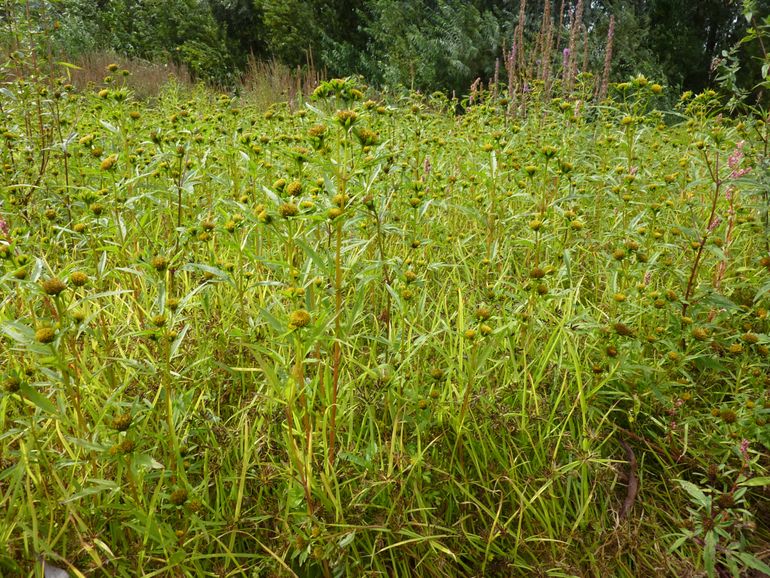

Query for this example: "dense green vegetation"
[7,0,769,96]
[3,2,770,577]
[2,56,770,577]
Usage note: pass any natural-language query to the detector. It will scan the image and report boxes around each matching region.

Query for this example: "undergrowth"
[1,71,770,577]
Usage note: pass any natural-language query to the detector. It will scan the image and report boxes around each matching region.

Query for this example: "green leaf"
[734,551,770,575]
[61,479,119,503]
[705,244,726,261]
[19,383,57,415]
[676,479,709,507]
[56,61,82,70]
[702,292,738,311]
[668,532,692,553]
[704,530,717,578]
[739,476,770,487]
[338,531,356,548]
[0,321,34,344]
[133,454,164,471]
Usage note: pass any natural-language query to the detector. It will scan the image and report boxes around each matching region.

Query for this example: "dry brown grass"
[239,56,324,111]
[67,51,192,99]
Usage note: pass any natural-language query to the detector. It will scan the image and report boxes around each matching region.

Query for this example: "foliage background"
[8,0,769,95]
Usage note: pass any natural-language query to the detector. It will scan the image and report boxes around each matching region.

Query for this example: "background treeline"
[9,0,770,96]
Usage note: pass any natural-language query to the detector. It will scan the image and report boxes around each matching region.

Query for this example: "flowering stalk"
[598,16,615,101]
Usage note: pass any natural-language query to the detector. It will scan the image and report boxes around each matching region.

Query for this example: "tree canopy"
[14,0,770,95]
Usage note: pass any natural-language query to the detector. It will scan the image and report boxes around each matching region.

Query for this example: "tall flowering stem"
[682,144,724,321]
[598,16,615,101]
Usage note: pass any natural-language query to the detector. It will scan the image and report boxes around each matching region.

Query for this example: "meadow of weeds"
[1,72,770,578]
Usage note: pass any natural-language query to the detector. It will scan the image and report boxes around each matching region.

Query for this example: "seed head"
[286,181,302,197]
[528,219,543,231]
[719,408,737,424]
[613,323,635,337]
[540,145,558,159]
[170,488,188,506]
[279,203,299,218]
[741,332,759,344]
[476,306,491,320]
[114,439,136,454]
[35,326,56,344]
[692,327,709,341]
[100,155,117,171]
[111,413,133,431]
[41,277,66,296]
[667,351,680,362]
[258,209,272,224]
[309,124,326,139]
[333,193,349,207]
[152,256,169,271]
[4,375,21,393]
[289,309,311,329]
[70,271,88,287]
[336,110,358,128]
[430,368,444,380]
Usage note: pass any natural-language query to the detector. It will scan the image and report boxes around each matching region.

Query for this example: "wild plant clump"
[0,71,769,577]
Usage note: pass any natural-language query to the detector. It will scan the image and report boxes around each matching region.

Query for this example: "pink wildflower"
[728,141,751,179]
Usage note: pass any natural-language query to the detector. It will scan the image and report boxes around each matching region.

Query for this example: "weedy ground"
[1,73,769,578]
